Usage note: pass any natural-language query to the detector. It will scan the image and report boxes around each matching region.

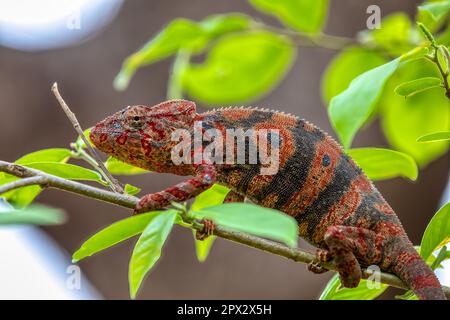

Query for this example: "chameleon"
[90,99,446,300]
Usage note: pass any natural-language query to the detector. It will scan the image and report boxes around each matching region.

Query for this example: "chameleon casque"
[90,99,445,300]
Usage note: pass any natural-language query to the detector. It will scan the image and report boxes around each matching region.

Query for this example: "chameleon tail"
[392,242,446,300]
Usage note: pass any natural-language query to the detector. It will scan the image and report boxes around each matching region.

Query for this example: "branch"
[0,176,47,194]
[0,160,449,299]
[254,23,355,50]
[0,161,135,208]
[51,83,124,193]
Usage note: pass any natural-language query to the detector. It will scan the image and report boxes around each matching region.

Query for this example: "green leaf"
[182,31,295,104]
[418,22,437,46]
[115,19,206,90]
[15,148,72,164]
[191,203,298,248]
[0,204,66,225]
[419,1,450,21]
[249,0,329,33]
[0,174,42,208]
[114,14,252,90]
[368,13,415,56]
[198,13,252,38]
[380,59,449,166]
[319,274,388,300]
[191,184,230,211]
[329,47,436,151]
[124,184,141,196]
[328,58,400,149]
[321,47,387,103]
[23,162,104,183]
[191,184,230,262]
[437,45,450,74]
[430,246,448,270]
[194,234,216,263]
[418,0,450,32]
[4,186,42,208]
[395,77,442,98]
[75,128,93,149]
[105,157,148,175]
[417,131,450,142]
[437,23,450,45]
[420,202,450,260]
[347,148,418,181]
[0,148,73,208]
[72,212,165,262]
[129,210,177,299]
[395,290,418,300]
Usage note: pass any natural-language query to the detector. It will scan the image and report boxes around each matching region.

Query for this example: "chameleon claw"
[133,200,146,215]
[307,261,329,274]
[317,248,332,262]
[195,219,215,241]
[307,249,331,274]
[134,195,159,215]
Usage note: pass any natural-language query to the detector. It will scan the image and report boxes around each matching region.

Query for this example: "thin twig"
[0,176,48,194]
[254,22,355,50]
[51,83,124,193]
[0,160,449,298]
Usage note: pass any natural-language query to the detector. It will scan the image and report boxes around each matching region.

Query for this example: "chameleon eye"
[322,154,331,167]
[130,115,144,128]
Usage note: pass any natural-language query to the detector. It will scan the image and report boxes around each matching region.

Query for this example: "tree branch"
[0,159,449,299]
[0,176,48,194]
[0,161,135,208]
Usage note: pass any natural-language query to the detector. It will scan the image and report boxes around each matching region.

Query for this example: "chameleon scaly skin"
[90,99,446,300]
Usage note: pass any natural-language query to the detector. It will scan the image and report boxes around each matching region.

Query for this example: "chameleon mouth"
[90,127,120,146]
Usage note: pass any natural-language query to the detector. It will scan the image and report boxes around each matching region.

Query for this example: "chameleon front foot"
[307,249,332,274]
[195,219,215,240]
[134,194,162,214]
[307,262,328,274]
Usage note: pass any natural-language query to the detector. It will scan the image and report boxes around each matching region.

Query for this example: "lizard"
[90,99,446,300]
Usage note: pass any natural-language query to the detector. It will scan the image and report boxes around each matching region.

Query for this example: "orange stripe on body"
[374,221,405,237]
[373,202,395,215]
[253,123,294,169]
[282,136,341,216]
[312,174,367,243]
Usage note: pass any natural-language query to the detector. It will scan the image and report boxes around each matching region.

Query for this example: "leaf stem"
[1,159,449,298]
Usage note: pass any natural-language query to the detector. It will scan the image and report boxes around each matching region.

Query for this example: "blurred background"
[0,0,449,299]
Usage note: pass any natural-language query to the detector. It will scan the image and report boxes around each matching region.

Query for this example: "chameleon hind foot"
[323,225,385,288]
[195,219,215,240]
[324,226,363,288]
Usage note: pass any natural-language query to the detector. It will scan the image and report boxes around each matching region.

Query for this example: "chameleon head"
[90,99,197,171]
